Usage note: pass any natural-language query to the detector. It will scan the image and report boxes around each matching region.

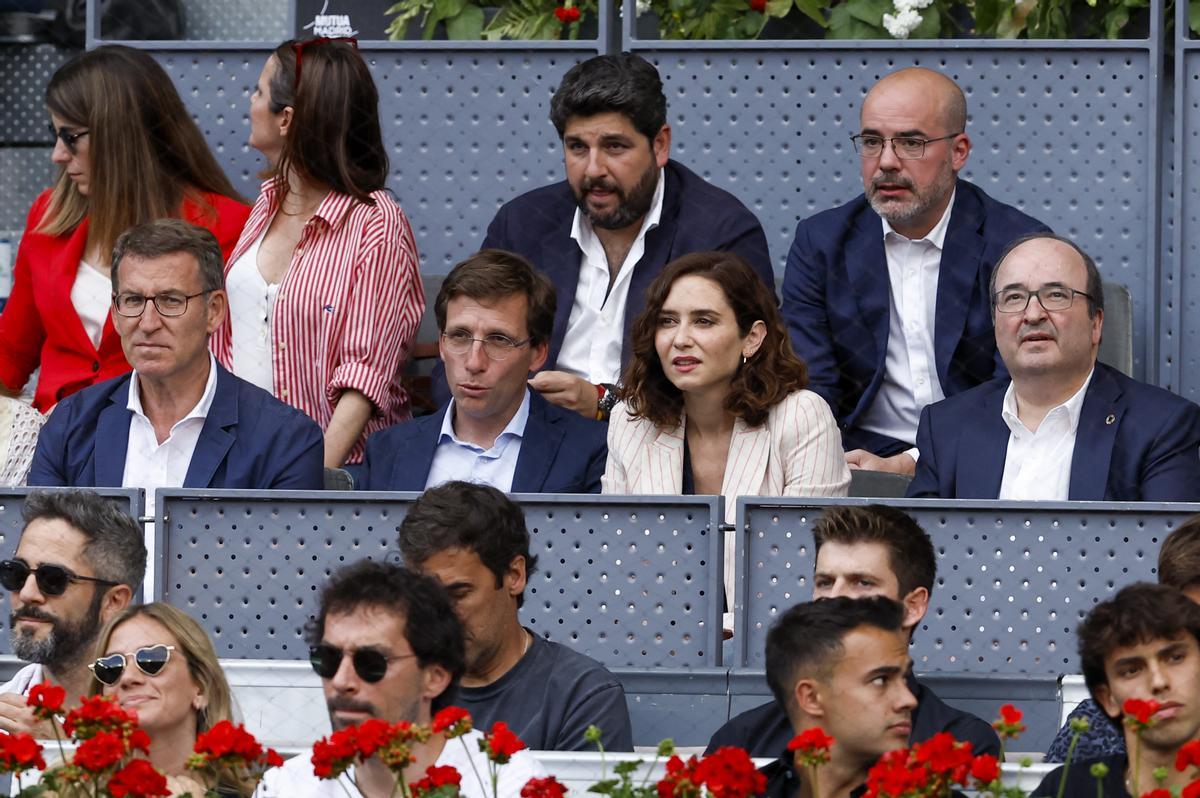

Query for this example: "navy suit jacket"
[481,159,775,370]
[908,362,1200,501]
[29,363,325,490]
[358,390,607,493]
[782,179,1050,455]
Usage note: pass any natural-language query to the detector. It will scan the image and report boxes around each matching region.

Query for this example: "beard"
[326,694,421,731]
[10,590,105,670]
[573,162,660,231]
[866,159,956,230]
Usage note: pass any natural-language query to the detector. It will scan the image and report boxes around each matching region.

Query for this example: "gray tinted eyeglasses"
[993,286,1092,314]
[112,290,212,318]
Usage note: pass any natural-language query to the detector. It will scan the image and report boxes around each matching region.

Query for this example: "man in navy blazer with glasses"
[360,249,606,494]
[908,233,1200,501]
[782,67,1050,477]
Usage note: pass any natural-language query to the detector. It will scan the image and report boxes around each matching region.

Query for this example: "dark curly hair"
[618,252,805,429]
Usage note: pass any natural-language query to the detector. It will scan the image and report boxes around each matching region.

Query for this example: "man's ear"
[99,584,134,624]
[900,587,930,630]
[505,555,527,598]
[652,124,671,169]
[795,678,825,720]
[421,663,452,703]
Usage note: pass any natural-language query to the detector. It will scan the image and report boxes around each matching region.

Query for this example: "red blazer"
[0,190,250,411]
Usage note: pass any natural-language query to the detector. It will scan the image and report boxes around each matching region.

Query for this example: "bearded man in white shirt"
[908,232,1200,500]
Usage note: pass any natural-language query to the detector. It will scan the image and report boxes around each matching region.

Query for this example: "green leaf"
[431,0,468,21]
[827,2,886,36]
[846,0,889,24]
[908,3,940,36]
[1191,0,1200,34]
[446,3,485,37]
[791,0,829,24]
[588,780,620,794]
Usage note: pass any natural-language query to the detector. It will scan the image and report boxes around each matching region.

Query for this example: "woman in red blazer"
[0,46,250,412]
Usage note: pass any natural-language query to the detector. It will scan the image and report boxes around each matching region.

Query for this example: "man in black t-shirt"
[707,505,998,757]
[1033,583,1200,798]
[397,480,633,752]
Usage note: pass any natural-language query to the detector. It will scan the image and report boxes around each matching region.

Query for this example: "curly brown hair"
[618,251,806,428]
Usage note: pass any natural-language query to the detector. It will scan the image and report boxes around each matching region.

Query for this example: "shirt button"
[279,342,286,351]
[91,361,100,373]
[281,389,289,398]
[917,377,926,386]
[295,248,304,258]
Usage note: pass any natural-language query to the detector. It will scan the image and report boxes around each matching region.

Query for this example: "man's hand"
[844,449,917,477]
[528,371,600,418]
[0,694,55,737]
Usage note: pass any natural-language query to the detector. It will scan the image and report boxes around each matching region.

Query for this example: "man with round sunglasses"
[398,481,633,752]
[908,233,1200,500]
[0,489,144,735]
[260,560,543,798]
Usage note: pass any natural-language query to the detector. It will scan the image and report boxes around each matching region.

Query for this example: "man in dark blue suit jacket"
[783,68,1050,472]
[28,219,324,494]
[361,250,606,493]
[909,234,1200,501]
[477,54,774,421]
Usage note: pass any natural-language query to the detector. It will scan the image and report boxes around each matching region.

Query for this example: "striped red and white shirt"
[211,178,424,463]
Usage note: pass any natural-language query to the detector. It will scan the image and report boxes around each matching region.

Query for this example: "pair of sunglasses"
[0,559,118,597]
[309,644,413,683]
[89,645,176,686]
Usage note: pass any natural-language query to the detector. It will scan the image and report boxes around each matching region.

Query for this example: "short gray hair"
[111,218,224,295]
[21,490,147,591]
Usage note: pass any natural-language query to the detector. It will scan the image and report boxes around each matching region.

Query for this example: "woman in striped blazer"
[602,252,850,615]
[211,38,423,469]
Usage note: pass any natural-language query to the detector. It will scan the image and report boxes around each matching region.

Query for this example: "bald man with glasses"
[359,249,607,493]
[908,233,1200,501]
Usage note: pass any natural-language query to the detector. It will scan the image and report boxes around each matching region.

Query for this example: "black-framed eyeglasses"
[440,331,532,362]
[993,286,1093,314]
[0,559,118,597]
[48,123,89,156]
[292,37,359,85]
[112,290,213,318]
[309,643,414,683]
[850,133,962,160]
[89,645,176,686]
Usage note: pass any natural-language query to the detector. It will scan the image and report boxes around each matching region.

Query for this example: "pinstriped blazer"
[601,389,850,522]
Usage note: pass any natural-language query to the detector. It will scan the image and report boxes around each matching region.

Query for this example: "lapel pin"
[1105,413,1116,425]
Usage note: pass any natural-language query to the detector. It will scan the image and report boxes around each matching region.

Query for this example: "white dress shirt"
[857,191,956,451]
[556,171,666,384]
[122,352,220,514]
[424,389,532,492]
[225,221,278,393]
[998,369,1094,500]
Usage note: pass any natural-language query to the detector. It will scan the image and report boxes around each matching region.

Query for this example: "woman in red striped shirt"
[212,38,424,469]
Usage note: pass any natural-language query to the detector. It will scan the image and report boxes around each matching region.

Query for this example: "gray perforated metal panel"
[175,0,290,41]
[0,149,53,233]
[156,490,724,667]
[734,497,1199,674]
[1174,48,1200,401]
[0,44,75,143]
[155,50,593,271]
[639,49,1158,379]
[0,489,143,656]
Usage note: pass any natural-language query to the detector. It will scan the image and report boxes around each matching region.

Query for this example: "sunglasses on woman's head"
[89,645,176,686]
[309,643,413,683]
[0,559,118,597]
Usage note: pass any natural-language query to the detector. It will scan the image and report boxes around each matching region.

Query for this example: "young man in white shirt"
[260,560,543,798]
[0,490,142,734]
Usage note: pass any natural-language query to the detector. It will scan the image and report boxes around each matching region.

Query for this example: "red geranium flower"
[864,749,931,798]
[412,764,463,797]
[483,721,526,764]
[1178,741,1200,772]
[107,759,169,798]
[266,749,284,768]
[553,5,581,22]
[657,754,702,798]
[788,728,835,767]
[432,707,473,738]
[970,754,1001,784]
[311,727,359,779]
[522,776,568,798]
[64,695,137,739]
[992,704,1026,739]
[1124,698,1162,730]
[0,732,45,773]
[354,719,396,759]
[913,732,973,784]
[1183,780,1200,798]
[695,747,767,798]
[1141,790,1172,798]
[748,0,767,12]
[73,730,128,772]
[129,729,151,755]
[26,682,65,719]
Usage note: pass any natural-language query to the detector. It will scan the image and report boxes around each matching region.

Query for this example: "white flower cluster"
[882,0,931,38]
[636,0,652,15]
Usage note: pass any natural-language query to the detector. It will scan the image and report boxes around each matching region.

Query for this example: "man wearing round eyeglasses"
[908,233,1200,500]
[359,249,607,493]
[28,218,323,502]
[782,67,1051,479]
[0,490,143,735]
[260,560,544,798]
